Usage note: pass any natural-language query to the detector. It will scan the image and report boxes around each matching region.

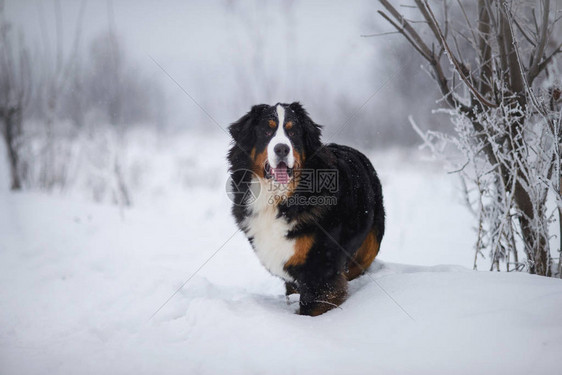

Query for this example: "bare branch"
[422,0,498,108]
[513,16,537,47]
[499,2,525,97]
[377,0,471,111]
[414,0,441,42]
[379,0,433,58]
[534,42,562,81]
[377,10,432,61]
[360,31,401,38]
[494,1,509,77]
[455,0,479,51]
[528,0,550,81]
[477,0,493,98]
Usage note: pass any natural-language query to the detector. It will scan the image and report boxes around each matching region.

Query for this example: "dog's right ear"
[229,104,269,144]
[289,102,322,154]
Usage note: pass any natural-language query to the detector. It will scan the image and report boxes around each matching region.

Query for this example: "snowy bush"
[378,0,562,276]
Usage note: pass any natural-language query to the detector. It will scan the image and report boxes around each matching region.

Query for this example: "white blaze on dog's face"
[267,104,295,169]
[264,104,295,184]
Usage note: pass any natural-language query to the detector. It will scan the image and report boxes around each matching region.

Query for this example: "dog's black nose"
[274,143,290,158]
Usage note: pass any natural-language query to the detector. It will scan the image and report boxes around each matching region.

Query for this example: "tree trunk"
[558,204,562,278]
[2,113,22,190]
[558,174,562,278]
[515,180,551,276]
[520,216,551,276]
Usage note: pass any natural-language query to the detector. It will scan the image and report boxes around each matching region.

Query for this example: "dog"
[228,102,385,316]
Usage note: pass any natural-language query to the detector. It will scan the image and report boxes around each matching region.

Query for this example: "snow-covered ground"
[1,132,562,374]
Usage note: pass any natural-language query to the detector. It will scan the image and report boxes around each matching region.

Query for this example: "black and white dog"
[228,102,385,316]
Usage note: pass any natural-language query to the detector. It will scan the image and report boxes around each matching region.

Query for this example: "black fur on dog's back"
[280,143,385,286]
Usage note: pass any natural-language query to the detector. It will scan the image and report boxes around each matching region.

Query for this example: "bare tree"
[377,0,561,276]
[85,31,163,128]
[0,0,31,190]
[34,0,85,190]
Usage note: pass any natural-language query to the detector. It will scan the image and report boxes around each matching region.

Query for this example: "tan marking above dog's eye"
[285,121,293,130]
[268,120,277,128]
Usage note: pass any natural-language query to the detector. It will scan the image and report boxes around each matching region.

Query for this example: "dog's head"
[228,102,322,184]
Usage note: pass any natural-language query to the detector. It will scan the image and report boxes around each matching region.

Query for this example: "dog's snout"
[274,143,290,158]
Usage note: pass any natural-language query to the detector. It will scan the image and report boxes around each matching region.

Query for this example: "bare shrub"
[378,0,561,276]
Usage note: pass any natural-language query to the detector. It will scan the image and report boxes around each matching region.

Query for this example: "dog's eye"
[288,131,295,137]
[265,130,273,137]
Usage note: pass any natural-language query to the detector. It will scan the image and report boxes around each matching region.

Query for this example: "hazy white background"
[5,0,441,145]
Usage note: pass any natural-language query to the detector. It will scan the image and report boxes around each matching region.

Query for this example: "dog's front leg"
[298,273,347,316]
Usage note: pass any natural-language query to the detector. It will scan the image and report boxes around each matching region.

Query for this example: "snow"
[1,133,562,374]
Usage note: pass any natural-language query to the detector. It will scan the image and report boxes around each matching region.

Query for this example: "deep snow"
[1,133,562,375]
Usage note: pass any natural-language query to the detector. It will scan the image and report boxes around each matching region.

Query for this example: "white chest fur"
[243,178,296,281]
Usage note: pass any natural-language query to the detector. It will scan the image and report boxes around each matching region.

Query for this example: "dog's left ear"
[289,102,322,153]
[229,104,268,147]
